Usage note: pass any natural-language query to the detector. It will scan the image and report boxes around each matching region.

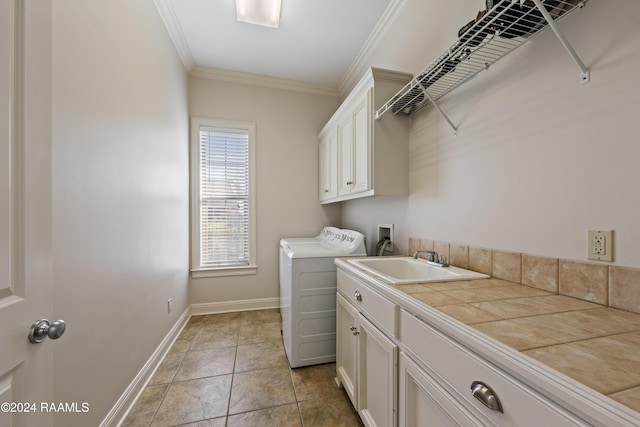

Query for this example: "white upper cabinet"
[318,68,412,204]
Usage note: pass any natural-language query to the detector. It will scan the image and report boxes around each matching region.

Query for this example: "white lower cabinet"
[337,282,397,427]
[335,263,608,427]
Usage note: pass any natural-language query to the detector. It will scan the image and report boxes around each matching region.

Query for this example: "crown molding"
[153,0,195,72]
[338,0,412,97]
[155,0,409,97]
[190,66,340,97]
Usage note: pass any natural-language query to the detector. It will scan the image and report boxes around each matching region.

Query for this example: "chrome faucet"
[412,250,449,267]
[413,250,437,261]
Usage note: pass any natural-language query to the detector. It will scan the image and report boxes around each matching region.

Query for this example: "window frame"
[190,117,257,278]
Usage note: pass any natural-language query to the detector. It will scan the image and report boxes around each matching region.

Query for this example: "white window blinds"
[199,126,250,268]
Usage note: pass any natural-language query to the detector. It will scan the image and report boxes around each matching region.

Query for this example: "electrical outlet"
[167,298,172,314]
[593,235,605,255]
[588,230,613,262]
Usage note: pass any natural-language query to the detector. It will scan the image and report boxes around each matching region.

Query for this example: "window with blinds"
[191,117,256,276]
[199,126,249,267]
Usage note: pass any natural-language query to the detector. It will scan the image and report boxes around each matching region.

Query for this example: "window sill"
[190,265,258,279]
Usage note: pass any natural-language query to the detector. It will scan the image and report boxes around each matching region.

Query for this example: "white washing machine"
[279,227,366,368]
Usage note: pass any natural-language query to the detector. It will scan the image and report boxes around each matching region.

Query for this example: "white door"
[0,1,55,426]
[336,293,358,408]
[358,315,397,427]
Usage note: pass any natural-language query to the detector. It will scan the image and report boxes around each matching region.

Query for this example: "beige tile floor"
[122,309,363,427]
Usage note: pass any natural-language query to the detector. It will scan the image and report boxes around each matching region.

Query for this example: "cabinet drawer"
[400,310,586,427]
[338,269,398,338]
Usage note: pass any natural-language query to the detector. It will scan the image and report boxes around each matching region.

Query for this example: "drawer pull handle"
[354,291,362,301]
[471,381,503,413]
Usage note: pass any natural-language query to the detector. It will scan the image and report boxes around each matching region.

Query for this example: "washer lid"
[280,227,366,258]
[282,243,365,259]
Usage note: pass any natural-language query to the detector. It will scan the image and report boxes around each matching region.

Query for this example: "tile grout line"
[149,316,200,427]
[224,318,241,425]
[286,353,306,427]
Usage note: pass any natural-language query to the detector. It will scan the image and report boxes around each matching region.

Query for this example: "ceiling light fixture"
[236,0,282,28]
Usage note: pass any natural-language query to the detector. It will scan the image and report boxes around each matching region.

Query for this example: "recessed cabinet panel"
[399,352,484,427]
[338,114,354,196]
[319,131,337,201]
[336,293,358,408]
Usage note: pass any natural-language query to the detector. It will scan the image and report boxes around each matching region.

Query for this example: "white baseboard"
[100,307,191,427]
[101,297,280,426]
[190,297,280,316]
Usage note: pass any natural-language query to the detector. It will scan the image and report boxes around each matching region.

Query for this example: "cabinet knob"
[354,291,362,301]
[350,326,359,336]
[470,381,503,413]
[346,181,353,185]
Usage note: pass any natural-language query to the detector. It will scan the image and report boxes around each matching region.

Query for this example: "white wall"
[189,77,342,305]
[342,0,640,268]
[51,1,189,425]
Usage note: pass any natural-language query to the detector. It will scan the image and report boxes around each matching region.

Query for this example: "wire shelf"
[376,0,589,124]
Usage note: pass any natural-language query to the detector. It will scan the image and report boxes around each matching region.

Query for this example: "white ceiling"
[155,0,399,90]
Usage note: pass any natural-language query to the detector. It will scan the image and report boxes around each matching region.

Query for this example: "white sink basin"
[350,257,489,285]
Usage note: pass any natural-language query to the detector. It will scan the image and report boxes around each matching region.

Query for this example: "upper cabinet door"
[351,89,372,195]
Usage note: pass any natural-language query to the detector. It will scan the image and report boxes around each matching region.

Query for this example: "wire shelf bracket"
[422,86,458,136]
[375,0,591,131]
[531,0,590,84]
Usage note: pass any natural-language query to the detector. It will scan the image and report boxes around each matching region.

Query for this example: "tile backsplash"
[409,238,640,315]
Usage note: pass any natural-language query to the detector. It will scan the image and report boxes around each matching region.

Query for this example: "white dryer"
[279,227,366,368]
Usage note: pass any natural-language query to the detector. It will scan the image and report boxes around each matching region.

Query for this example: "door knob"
[28,319,66,344]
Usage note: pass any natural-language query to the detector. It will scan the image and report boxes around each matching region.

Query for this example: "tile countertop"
[344,260,640,415]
